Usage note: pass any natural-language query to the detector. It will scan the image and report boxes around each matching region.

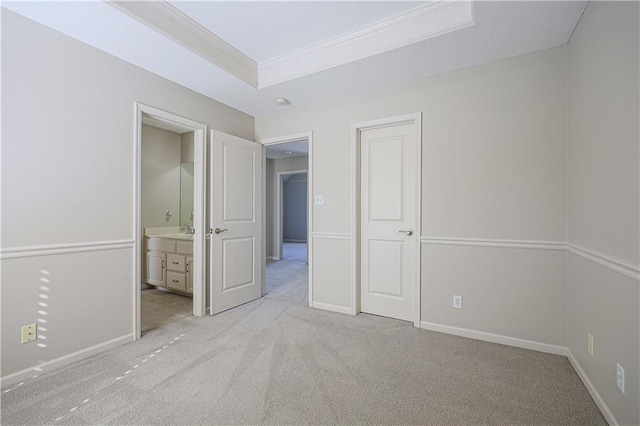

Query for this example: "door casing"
[133,103,207,339]
[350,113,422,327]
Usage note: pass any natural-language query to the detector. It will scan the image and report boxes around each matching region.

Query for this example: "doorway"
[277,170,308,263]
[134,103,207,339]
[261,132,313,305]
[351,114,422,326]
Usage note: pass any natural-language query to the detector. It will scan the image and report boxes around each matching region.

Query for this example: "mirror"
[180,162,194,227]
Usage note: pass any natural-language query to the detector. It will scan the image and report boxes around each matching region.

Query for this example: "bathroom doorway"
[134,103,207,339]
[261,133,313,305]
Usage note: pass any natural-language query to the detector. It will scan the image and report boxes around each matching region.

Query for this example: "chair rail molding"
[420,236,566,251]
[0,240,135,260]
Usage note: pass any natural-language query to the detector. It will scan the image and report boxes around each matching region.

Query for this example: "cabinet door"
[147,252,166,286]
[186,257,193,293]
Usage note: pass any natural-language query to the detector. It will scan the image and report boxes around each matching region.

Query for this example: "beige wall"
[181,131,194,163]
[257,46,568,344]
[1,11,254,379]
[142,125,181,228]
[265,155,309,258]
[567,2,640,424]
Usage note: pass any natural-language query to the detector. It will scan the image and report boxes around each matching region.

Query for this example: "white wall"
[265,155,309,258]
[142,125,181,228]
[1,11,254,380]
[257,46,568,345]
[567,2,640,424]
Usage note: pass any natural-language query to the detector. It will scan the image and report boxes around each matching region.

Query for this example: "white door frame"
[259,132,313,305]
[350,113,422,327]
[276,169,308,261]
[133,103,207,339]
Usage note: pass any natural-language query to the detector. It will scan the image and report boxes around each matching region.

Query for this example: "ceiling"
[265,140,309,160]
[3,1,588,117]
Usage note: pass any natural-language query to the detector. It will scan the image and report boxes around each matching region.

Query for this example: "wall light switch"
[588,333,594,357]
[314,195,324,206]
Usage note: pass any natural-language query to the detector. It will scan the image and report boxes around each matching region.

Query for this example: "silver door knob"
[398,229,414,236]
[214,228,228,234]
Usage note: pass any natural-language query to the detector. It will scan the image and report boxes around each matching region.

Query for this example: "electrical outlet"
[314,195,324,206]
[452,295,462,309]
[587,333,594,357]
[616,363,625,393]
[21,323,37,344]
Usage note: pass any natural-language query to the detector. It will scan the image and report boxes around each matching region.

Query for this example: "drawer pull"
[172,261,179,264]
[172,280,179,283]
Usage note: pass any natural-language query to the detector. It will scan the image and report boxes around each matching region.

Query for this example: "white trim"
[276,169,308,260]
[566,350,618,426]
[568,243,640,281]
[133,103,207,342]
[311,302,352,316]
[261,132,312,146]
[421,237,566,251]
[420,321,568,356]
[0,334,134,388]
[0,240,134,259]
[265,256,274,261]
[311,233,351,240]
[258,1,474,88]
[107,1,256,87]
[259,131,313,308]
[351,113,422,324]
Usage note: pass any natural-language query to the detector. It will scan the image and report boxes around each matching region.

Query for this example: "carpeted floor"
[282,241,307,263]
[1,259,605,425]
[141,288,193,334]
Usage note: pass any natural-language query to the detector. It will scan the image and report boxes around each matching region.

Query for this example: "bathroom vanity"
[146,234,193,295]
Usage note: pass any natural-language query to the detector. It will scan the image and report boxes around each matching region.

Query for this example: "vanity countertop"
[147,233,193,241]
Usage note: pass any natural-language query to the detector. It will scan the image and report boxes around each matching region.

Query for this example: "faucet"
[182,225,195,235]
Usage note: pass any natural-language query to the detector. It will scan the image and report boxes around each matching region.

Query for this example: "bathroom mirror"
[180,162,194,227]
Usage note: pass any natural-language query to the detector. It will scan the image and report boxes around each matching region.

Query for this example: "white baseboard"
[566,350,618,426]
[283,239,307,243]
[1,334,134,388]
[265,256,274,261]
[312,301,353,315]
[420,321,568,356]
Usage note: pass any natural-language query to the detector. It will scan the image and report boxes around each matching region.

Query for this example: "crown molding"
[258,1,474,88]
[106,1,257,87]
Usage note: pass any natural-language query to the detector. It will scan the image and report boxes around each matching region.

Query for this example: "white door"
[360,122,418,322]
[210,130,263,314]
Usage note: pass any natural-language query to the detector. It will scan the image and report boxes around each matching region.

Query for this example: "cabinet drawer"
[166,271,186,291]
[167,254,186,272]
[176,241,193,255]
[147,238,176,253]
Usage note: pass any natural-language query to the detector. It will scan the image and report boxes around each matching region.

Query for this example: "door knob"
[214,228,228,234]
[398,229,414,236]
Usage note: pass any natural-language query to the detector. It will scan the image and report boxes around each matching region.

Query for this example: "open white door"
[210,130,263,315]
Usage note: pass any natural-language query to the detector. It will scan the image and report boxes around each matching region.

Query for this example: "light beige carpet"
[1,259,605,425]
